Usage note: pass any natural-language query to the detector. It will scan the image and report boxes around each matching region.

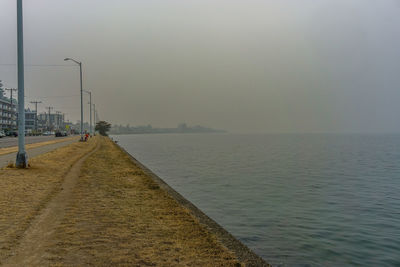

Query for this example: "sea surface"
[112,133,400,266]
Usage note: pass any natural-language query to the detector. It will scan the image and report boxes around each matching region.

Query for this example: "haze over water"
[1,0,400,265]
[114,133,400,266]
[1,0,400,134]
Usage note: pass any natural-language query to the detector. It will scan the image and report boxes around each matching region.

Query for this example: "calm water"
[112,133,400,266]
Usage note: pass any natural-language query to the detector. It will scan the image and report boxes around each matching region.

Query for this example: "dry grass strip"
[0,136,78,156]
[0,137,97,264]
[44,137,241,266]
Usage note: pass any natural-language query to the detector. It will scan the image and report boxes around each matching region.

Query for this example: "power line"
[25,94,80,99]
[0,64,76,67]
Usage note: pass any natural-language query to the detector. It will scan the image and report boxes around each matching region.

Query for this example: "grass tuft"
[6,162,15,168]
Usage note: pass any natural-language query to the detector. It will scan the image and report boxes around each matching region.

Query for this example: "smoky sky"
[1,0,400,133]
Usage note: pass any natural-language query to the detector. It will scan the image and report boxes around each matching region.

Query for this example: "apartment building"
[38,112,65,131]
[0,88,17,130]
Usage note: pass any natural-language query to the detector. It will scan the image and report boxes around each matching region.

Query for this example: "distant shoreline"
[110,131,226,135]
[110,123,226,135]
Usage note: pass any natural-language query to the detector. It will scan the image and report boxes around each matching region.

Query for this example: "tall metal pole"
[90,94,92,135]
[62,113,65,130]
[16,0,27,167]
[46,106,53,131]
[93,103,96,135]
[30,100,41,131]
[79,63,84,140]
[64,58,84,140]
[85,91,92,136]
[55,111,62,130]
[83,90,92,135]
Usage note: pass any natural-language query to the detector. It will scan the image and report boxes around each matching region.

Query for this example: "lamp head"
[64,58,70,61]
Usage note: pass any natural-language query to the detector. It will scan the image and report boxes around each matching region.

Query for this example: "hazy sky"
[1,0,400,133]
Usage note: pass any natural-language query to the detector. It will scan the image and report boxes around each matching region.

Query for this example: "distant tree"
[95,121,111,136]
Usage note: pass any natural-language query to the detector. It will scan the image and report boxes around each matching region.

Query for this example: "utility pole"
[55,111,62,130]
[89,97,92,136]
[62,113,65,131]
[30,100,42,132]
[93,103,96,135]
[16,0,27,167]
[93,103,96,122]
[46,106,53,131]
[95,109,99,122]
[84,91,92,136]
[5,88,17,130]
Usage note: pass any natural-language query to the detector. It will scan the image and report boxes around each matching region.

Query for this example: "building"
[24,109,37,132]
[14,108,38,132]
[0,87,17,130]
[1,82,68,133]
[38,112,65,131]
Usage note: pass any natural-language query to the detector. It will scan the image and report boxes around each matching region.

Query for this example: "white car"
[0,130,6,138]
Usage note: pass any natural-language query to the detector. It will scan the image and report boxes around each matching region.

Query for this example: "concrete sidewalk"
[0,138,78,168]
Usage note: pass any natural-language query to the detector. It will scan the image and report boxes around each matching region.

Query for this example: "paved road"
[0,136,72,148]
[0,138,78,168]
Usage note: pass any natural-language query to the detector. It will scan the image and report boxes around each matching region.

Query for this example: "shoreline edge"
[112,138,270,267]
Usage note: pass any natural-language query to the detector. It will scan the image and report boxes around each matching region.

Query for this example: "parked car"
[0,130,6,138]
[55,131,68,137]
[6,131,18,137]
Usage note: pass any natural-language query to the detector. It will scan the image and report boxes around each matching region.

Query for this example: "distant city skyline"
[1,0,400,133]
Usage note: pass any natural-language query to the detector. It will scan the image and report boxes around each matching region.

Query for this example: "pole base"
[16,152,28,168]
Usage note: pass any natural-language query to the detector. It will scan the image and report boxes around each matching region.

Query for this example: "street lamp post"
[84,90,92,136]
[64,57,84,141]
[93,103,96,134]
[16,0,27,167]
[46,106,53,131]
[55,111,62,130]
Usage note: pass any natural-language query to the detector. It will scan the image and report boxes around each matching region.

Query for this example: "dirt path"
[3,142,99,266]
